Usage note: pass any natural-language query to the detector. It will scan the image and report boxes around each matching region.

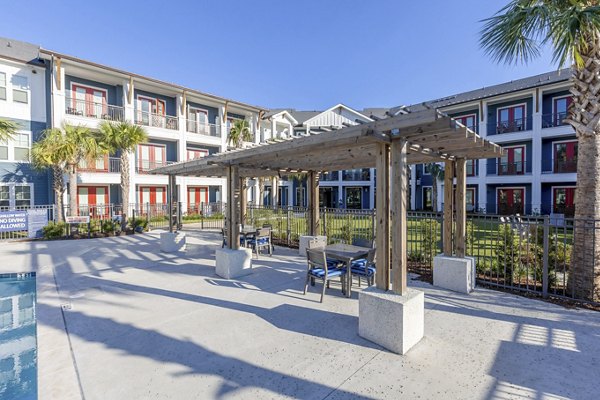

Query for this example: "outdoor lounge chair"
[350,248,376,287]
[303,248,347,303]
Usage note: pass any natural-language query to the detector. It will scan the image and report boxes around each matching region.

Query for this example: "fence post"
[146,202,150,227]
[542,215,549,298]
[178,201,182,230]
[323,209,327,238]
[132,207,136,235]
[201,202,204,229]
[287,207,291,246]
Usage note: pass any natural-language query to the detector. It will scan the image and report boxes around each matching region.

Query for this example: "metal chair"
[352,237,374,248]
[246,227,272,258]
[350,248,376,287]
[304,248,347,303]
[262,224,275,253]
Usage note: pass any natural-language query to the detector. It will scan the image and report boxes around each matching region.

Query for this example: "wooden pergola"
[153,109,502,295]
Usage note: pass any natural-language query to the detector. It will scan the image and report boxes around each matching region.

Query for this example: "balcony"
[135,111,178,131]
[319,171,339,182]
[135,160,175,174]
[554,158,577,173]
[186,120,221,137]
[542,113,570,129]
[79,157,121,173]
[342,169,371,181]
[494,160,527,176]
[65,97,124,121]
[487,117,530,134]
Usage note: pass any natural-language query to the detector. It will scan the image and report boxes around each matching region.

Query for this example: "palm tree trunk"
[52,167,65,222]
[569,36,600,302]
[68,164,77,216]
[120,152,130,231]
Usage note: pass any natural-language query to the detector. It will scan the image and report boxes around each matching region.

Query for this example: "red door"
[499,146,525,175]
[553,187,575,216]
[72,84,107,117]
[187,187,208,213]
[554,97,573,126]
[138,144,166,172]
[139,187,166,205]
[498,188,524,215]
[553,141,577,173]
[77,186,109,218]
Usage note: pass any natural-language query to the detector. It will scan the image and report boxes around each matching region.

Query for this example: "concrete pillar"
[271,118,277,140]
[531,89,543,213]
[271,176,278,207]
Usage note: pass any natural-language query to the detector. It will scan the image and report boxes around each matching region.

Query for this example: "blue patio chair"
[221,228,247,248]
[350,248,376,287]
[304,248,347,303]
[245,228,272,258]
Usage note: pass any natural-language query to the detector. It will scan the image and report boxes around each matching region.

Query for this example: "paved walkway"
[1,230,599,400]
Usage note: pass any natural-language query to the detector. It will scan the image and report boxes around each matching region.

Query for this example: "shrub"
[42,222,66,240]
[101,219,117,234]
[128,217,148,232]
[417,219,440,263]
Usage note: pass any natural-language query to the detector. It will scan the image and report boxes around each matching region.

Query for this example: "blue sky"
[4,0,557,110]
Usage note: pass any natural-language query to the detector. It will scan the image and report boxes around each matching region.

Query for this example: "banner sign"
[65,216,90,224]
[27,209,48,239]
[0,211,28,232]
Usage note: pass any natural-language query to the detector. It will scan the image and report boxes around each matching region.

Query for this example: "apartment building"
[0,37,264,214]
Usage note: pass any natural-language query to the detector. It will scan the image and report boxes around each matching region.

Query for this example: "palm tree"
[426,163,444,213]
[480,0,600,301]
[0,118,17,142]
[33,124,105,218]
[99,121,148,231]
[227,119,253,148]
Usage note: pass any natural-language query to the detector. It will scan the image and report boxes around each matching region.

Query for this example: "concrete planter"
[299,235,327,255]
[433,255,476,294]
[160,232,186,252]
[215,248,253,279]
[359,287,424,355]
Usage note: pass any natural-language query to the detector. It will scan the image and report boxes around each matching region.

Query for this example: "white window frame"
[0,183,34,209]
[295,186,306,207]
[0,130,30,163]
[186,148,209,161]
[497,102,528,131]
[551,185,576,214]
[11,75,29,104]
[495,186,526,213]
[551,94,572,116]
[422,186,433,210]
[453,113,477,129]
[0,71,6,101]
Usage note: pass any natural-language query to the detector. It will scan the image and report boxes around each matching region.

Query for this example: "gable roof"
[262,109,298,125]
[301,103,373,126]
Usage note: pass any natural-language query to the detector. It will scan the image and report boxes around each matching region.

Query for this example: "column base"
[160,232,186,252]
[215,248,253,279]
[299,235,327,255]
[433,255,475,294]
[359,287,424,355]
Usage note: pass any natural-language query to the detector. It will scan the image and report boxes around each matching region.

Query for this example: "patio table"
[325,243,370,298]
[240,226,256,247]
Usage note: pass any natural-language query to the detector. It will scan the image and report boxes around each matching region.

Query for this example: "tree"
[99,121,148,231]
[0,118,17,143]
[480,0,600,301]
[227,119,253,148]
[426,163,444,212]
[32,124,105,219]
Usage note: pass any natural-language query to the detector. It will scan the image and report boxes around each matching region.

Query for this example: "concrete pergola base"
[160,232,186,253]
[433,255,476,294]
[215,248,253,279]
[359,286,424,355]
[299,235,327,255]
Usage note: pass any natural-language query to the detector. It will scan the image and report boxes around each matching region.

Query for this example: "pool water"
[0,273,37,400]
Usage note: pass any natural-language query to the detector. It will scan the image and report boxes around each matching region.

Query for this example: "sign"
[0,211,28,232]
[65,216,90,224]
[27,209,48,239]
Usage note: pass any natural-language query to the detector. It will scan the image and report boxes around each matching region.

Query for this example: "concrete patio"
[1,230,599,400]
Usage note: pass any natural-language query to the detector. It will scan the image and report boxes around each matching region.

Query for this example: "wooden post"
[307,171,320,236]
[443,161,455,255]
[375,143,391,290]
[455,158,467,257]
[391,140,408,295]
[240,177,247,227]
[231,166,240,250]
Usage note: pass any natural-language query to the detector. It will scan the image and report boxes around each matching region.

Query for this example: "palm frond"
[0,118,18,142]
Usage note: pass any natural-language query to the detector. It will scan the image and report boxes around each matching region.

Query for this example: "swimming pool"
[0,273,37,400]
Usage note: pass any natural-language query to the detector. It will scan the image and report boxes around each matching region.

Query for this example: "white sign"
[65,216,90,224]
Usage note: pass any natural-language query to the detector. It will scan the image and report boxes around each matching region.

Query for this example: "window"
[423,187,432,211]
[553,141,577,173]
[0,184,33,208]
[497,104,526,133]
[499,145,525,175]
[137,96,166,127]
[187,107,209,134]
[187,148,209,161]
[69,84,107,118]
[296,187,306,207]
[12,75,28,104]
[13,133,29,161]
[466,188,476,212]
[423,164,431,174]
[139,186,166,206]
[0,137,7,160]
[466,160,476,176]
[137,144,166,172]
[187,187,208,212]
[0,72,6,100]
[553,96,573,126]
[553,187,575,216]
[454,114,477,130]
[345,187,362,209]
[497,188,524,215]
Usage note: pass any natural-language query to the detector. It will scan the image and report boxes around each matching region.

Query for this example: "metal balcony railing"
[542,113,570,128]
[554,159,577,173]
[135,160,175,174]
[65,97,124,121]
[496,161,527,176]
[79,157,121,173]
[135,111,178,130]
[488,117,529,134]
[185,120,221,137]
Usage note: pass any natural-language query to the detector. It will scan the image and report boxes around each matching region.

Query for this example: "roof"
[0,37,45,66]
[151,109,503,178]
[389,68,571,115]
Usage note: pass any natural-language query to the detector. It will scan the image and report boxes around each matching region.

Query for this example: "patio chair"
[352,237,374,248]
[221,228,246,248]
[350,248,376,287]
[246,228,272,258]
[262,224,275,253]
[303,248,347,303]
